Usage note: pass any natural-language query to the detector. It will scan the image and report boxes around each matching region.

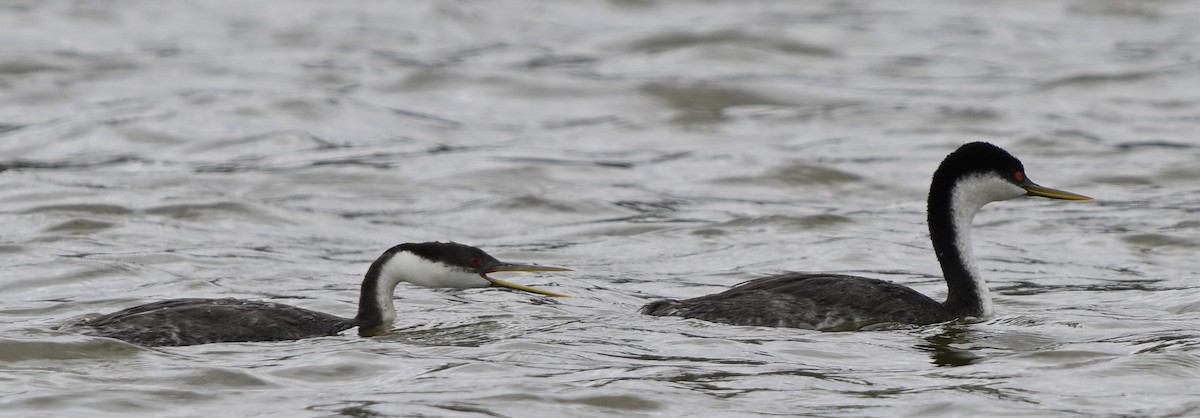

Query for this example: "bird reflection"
[917,325,984,367]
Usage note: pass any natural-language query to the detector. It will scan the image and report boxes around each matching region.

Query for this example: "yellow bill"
[1024,183,1093,201]
[483,263,572,298]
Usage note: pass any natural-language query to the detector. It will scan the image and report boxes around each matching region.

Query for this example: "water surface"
[2,0,1199,416]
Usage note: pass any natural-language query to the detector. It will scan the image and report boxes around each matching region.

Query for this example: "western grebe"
[60,242,570,346]
[640,142,1092,330]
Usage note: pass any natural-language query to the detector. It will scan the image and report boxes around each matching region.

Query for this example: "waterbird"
[60,242,570,346]
[640,142,1092,330]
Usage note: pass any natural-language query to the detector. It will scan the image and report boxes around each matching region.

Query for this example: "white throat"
[372,252,490,325]
[948,174,1027,317]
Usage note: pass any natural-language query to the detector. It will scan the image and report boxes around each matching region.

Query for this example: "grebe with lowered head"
[61,242,570,346]
[640,142,1092,330]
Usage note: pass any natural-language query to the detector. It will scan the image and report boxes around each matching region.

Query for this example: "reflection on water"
[2,0,1200,416]
[919,326,985,368]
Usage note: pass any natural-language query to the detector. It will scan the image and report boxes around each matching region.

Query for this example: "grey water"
[2,0,1199,416]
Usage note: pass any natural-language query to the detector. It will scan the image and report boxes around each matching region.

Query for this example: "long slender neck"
[928,176,993,318]
[354,251,406,337]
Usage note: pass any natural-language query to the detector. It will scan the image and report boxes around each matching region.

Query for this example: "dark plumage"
[641,274,952,330]
[61,298,353,347]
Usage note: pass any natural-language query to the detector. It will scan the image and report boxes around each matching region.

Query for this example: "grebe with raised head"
[641,142,1091,330]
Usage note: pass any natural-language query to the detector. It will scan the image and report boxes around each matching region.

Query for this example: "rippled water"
[3,0,1200,416]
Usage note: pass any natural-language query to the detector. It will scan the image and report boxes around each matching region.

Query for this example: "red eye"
[468,257,480,267]
[1014,171,1024,182]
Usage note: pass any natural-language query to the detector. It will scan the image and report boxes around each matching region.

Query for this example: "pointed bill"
[1024,183,1093,201]
[483,263,572,298]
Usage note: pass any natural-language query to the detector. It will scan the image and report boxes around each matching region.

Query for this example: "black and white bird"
[61,242,570,346]
[641,142,1092,330]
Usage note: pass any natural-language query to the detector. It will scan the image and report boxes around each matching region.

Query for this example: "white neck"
[948,174,1027,318]
[367,252,490,332]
